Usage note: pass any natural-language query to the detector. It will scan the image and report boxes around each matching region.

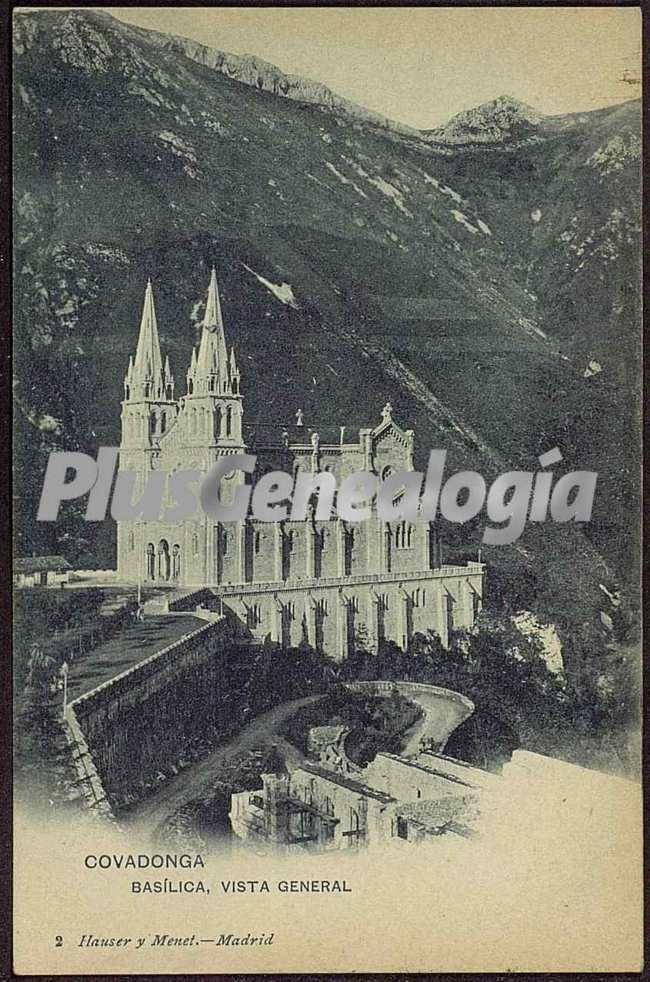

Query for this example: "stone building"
[116,270,485,658]
[229,751,490,850]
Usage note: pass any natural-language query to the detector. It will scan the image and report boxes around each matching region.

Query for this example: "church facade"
[116,270,485,658]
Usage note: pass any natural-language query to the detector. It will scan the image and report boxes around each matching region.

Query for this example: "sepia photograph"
[11,4,643,973]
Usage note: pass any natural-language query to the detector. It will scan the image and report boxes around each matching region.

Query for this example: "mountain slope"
[12,9,641,642]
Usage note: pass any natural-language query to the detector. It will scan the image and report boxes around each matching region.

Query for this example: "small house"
[14,555,72,588]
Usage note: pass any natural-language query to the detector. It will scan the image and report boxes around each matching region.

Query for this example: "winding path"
[122,694,319,837]
[121,680,473,838]
[343,680,474,755]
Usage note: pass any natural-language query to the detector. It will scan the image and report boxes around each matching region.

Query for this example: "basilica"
[116,269,484,657]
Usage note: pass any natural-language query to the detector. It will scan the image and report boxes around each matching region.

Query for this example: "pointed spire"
[204,268,224,333]
[196,267,228,385]
[133,279,163,384]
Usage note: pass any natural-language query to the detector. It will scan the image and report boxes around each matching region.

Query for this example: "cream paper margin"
[14,779,642,975]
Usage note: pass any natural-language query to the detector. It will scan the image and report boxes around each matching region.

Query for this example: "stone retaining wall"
[69,617,253,811]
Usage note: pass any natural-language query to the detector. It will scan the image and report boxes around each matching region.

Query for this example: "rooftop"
[15,555,72,573]
[296,762,395,804]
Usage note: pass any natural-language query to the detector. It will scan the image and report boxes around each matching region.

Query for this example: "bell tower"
[183,267,244,467]
[120,279,177,472]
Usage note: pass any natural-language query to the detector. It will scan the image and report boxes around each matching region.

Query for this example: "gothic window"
[166,385,172,400]
[222,531,228,556]
[344,528,354,575]
[125,384,130,400]
[214,407,222,442]
[160,411,167,434]
[146,543,155,580]
[149,412,157,436]
[247,604,261,629]
[128,529,135,552]
[172,544,181,580]
[188,379,194,395]
[225,406,233,436]
[254,531,262,554]
[144,383,151,398]
[192,533,199,556]
[158,539,170,581]
[395,521,413,549]
[316,598,328,617]
[232,377,238,394]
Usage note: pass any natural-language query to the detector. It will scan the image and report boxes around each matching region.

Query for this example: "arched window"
[160,411,167,434]
[214,406,222,442]
[149,412,157,436]
[396,521,412,549]
[172,544,181,579]
[158,539,170,581]
[146,543,155,579]
[225,405,233,436]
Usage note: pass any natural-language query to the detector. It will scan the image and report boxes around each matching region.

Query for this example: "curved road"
[121,681,472,838]
[122,694,320,837]
[344,680,474,756]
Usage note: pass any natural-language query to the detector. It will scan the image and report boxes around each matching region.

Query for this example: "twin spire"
[125,278,172,403]
[189,267,239,396]
[124,267,240,404]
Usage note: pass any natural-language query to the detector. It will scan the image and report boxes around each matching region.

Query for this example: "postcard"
[12,5,642,973]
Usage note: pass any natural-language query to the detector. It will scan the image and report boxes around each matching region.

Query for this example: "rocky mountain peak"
[425,93,546,145]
